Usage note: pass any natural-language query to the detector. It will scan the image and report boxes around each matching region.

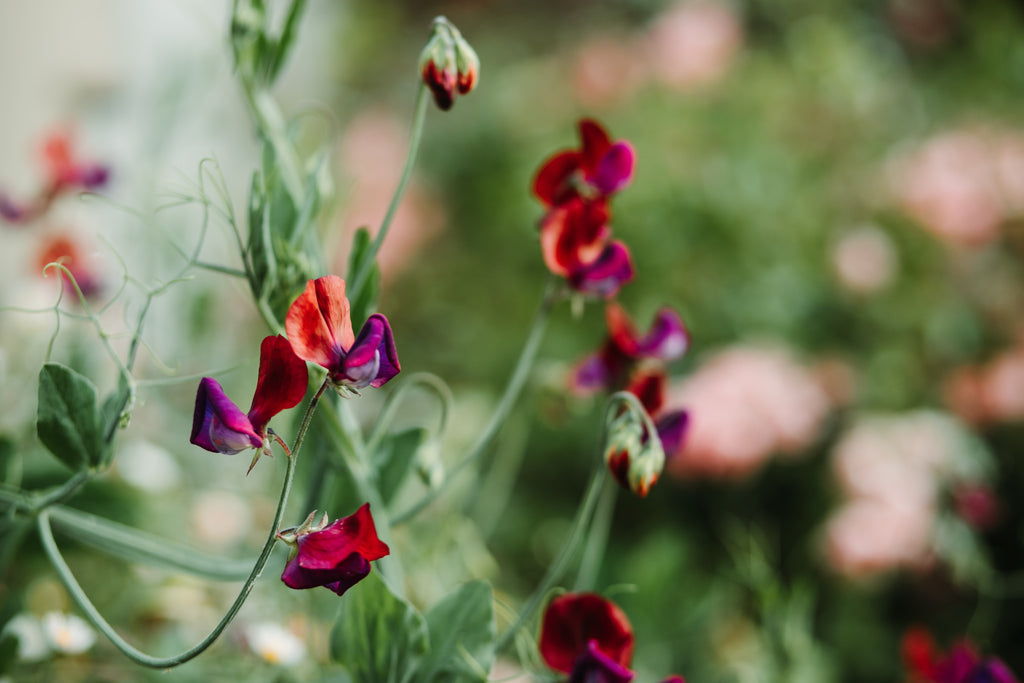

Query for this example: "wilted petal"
[539,593,634,675]
[591,141,636,197]
[247,335,309,432]
[190,378,262,454]
[285,276,355,371]
[343,314,401,388]
[569,639,635,683]
[570,240,634,298]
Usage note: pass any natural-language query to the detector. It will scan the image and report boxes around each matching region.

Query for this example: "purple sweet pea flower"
[277,503,390,596]
[190,335,308,471]
[568,240,635,299]
[285,275,401,391]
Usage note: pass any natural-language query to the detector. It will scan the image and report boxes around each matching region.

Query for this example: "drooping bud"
[419,16,479,110]
[603,404,665,498]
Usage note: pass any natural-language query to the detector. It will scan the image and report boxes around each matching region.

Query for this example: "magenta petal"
[247,335,308,432]
[569,640,635,683]
[570,241,634,298]
[655,410,690,458]
[634,308,689,361]
[0,193,28,223]
[282,550,371,595]
[344,314,400,388]
[968,659,1020,683]
[573,353,613,394]
[190,377,262,454]
[591,142,636,197]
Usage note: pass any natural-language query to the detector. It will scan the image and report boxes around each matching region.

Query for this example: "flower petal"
[343,314,401,388]
[190,377,261,454]
[578,119,613,175]
[294,503,390,571]
[570,240,634,298]
[285,276,355,371]
[282,550,370,595]
[591,141,636,197]
[247,335,309,432]
[655,410,690,458]
[533,150,581,206]
[625,368,667,416]
[540,199,611,277]
[539,593,634,675]
[634,308,689,361]
[569,640,635,683]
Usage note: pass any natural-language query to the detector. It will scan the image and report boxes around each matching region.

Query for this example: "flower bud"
[604,408,665,497]
[419,17,479,110]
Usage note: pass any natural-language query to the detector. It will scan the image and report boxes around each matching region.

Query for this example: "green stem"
[32,471,91,511]
[365,372,453,456]
[392,276,558,525]
[347,85,430,305]
[495,466,607,653]
[35,379,329,669]
[242,85,305,208]
[37,449,298,668]
[574,475,617,592]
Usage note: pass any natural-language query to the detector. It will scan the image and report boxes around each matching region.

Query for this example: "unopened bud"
[419,17,479,110]
[603,408,665,498]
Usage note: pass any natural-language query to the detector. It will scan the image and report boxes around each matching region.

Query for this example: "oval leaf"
[36,363,103,471]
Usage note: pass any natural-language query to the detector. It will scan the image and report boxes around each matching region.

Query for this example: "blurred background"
[3,0,1024,681]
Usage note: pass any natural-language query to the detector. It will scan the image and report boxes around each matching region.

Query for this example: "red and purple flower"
[277,503,390,596]
[903,628,1019,683]
[532,120,637,299]
[190,335,308,471]
[539,592,635,682]
[285,275,400,392]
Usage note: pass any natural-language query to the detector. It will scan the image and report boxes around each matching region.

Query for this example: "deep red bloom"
[190,335,308,461]
[533,119,636,207]
[539,593,635,676]
[285,276,400,390]
[568,640,635,683]
[903,628,1019,683]
[279,503,390,596]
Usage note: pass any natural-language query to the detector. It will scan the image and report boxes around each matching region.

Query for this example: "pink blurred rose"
[667,345,831,479]
[831,225,898,294]
[645,1,743,92]
[889,126,1024,247]
[334,108,446,279]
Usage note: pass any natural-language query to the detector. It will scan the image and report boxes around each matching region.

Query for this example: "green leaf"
[346,227,380,331]
[373,427,429,508]
[36,363,103,471]
[421,581,496,683]
[330,571,428,683]
[266,0,309,84]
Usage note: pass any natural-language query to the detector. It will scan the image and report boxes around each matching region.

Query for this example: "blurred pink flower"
[645,1,743,92]
[571,35,647,109]
[831,225,898,294]
[944,345,1024,425]
[667,345,830,479]
[889,127,1024,247]
[335,109,446,279]
[825,498,934,577]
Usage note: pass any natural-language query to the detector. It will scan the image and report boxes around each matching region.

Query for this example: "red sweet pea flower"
[277,503,390,596]
[533,119,636,207]
[539,593,635,676]
[902,628,1019,683]
[190,335,308,472]
[285,275,401,391]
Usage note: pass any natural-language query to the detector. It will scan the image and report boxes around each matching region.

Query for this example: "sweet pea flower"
[539,593,635,676]
[903,628,1019,683]
[285,275,400,392]
[533,119,636,208]
[277,503,390,596]
[569,639,635,683]
[190,335,308,472]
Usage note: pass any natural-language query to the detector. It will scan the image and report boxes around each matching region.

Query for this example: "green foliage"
[420,581,496,683]
[346,227,381,331]
[372,426,428,509]
[330,572,428,683]
[35,363,105,472]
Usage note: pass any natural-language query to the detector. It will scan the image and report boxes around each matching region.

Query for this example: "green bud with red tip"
[419,16,479,111]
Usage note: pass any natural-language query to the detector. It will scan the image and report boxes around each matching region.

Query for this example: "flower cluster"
[538,592,684,683]
[0,131,109,225]
[419,16,479,111]
[903,628,1019,683]
[573,303,690,495]
[532,119,636,298]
